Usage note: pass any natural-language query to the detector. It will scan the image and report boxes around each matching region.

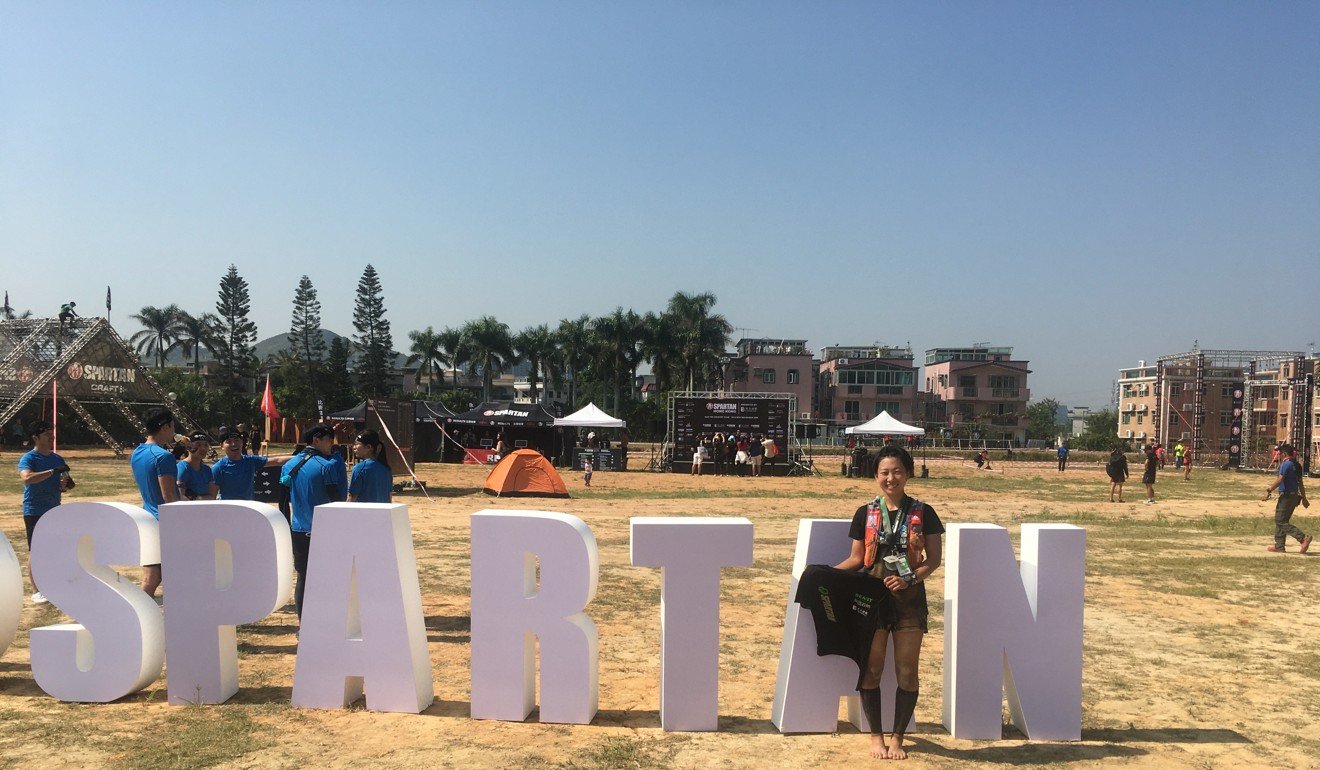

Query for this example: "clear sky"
[3,2,1317,407]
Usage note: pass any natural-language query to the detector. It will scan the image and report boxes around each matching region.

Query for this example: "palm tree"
[664,291,732,390]
[130,304,182,369]
[435,326,463,390]
[406,326,453,395]
[168,311,224,375]
[556,315,592,409]
[455,316,515,403]
[590,308,646,412]
[513,324,560,404]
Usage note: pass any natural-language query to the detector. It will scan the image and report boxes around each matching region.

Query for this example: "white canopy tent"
[844,410,925,436]
[553,402,626,428]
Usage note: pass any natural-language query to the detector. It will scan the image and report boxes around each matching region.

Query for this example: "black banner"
[1228,382,1244,468]
[671,396,790,472]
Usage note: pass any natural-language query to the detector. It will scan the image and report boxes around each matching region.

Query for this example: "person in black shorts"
[1142,443,1159,504]
[834,445,944,760]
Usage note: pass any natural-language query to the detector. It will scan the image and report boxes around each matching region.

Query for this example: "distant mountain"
[146,328,408,370]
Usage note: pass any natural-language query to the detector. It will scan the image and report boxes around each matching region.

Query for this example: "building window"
[988,375,1019,398]
[1220,413,1232,426]
[1122,413,1131,425]
[959,375,977,397]
[847,385,862,395]
[844,401,861,421]
[787,369,799,384]
[876,401,900,416]
[762,369,776,384]
[1221,384,1235,398]
[1136,415,1144,425]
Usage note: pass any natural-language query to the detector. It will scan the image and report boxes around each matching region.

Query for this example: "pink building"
[923,346,1030,443]
[720,338,815,418]
[816,344,919,429]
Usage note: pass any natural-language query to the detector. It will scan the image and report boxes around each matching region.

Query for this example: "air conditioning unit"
[1138,404,1148,412]
[801,412,811,419]
[1182,403,1193,411]
[1137,431,1147,439]
[1123,430,1133,438]
[1181,432,1191,440]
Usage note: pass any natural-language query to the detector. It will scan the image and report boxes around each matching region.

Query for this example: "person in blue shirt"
[348,429,393,503]
[176,433,216,500]
[131,408,179,596]
[283,424,347,618]
[1264,443,1311,553]
[209,428,295,500]
[1057,444,1070,472]
[16,419,70,604]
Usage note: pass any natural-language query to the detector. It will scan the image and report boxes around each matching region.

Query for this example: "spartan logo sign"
[67,362,84,379]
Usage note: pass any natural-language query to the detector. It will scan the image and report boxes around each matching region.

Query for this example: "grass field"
[0,449,1316,769]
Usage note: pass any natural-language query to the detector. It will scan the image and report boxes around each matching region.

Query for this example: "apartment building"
[923,346,1031,444]
[816,344,919,428]
[1117,349,1314,467]
[720,338,815,418]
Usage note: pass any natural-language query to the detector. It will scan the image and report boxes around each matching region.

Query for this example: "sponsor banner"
[1227,382,1244,468]
[672,397,790,471]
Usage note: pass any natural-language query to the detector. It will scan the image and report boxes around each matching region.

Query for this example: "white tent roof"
[844,410,926,436]
[553,402,626,428]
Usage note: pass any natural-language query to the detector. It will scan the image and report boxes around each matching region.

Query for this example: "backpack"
[278,450,318,517]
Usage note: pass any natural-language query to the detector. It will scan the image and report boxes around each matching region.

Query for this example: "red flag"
[260,374,281,419]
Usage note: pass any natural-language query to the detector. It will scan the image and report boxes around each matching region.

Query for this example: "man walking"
[1057,443,1070,472]
[283,424,347,618]
[1264,444,1311,554]
[131,408,179,597]
[17,420,70,604]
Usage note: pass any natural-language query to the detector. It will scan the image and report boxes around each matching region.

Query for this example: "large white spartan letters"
[630,517,753,731]
[0,529,21,659]
[942,523,1085,740]
[470,510,598,724]
[160,500,293,705]
[29,502,164,702]
[771,519,911,734]
[292,503,434,713]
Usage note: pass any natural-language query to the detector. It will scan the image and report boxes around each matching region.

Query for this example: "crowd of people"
[15,409,397,619]
[689,432,778,476]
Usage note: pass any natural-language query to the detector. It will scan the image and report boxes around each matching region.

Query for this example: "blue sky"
[3,2,1317,407]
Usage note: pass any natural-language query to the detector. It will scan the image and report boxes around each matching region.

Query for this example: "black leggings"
[291,530,311,618]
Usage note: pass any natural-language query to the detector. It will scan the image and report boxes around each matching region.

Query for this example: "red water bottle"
[907,509,924,565]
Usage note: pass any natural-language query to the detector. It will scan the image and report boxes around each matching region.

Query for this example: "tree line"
[128,266,734,436]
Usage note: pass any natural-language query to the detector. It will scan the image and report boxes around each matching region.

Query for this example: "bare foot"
[870,734,889,758]
[887,735,908,760]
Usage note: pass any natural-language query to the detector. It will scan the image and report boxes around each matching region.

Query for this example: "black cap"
[189,432,210,443]
[26,419,52,439]
[302,424,335,443]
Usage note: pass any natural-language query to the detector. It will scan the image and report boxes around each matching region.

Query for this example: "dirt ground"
[0,449,1316,769]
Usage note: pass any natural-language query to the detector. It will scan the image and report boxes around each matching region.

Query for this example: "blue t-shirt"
[176,460,213,499]
[282,451,347,533]
[18,450,65,518]
[349,458,393,503]
[131,443,178,519]
[1058,446,1070,458]
[212,454,268,500]
[1278,458,1301,495]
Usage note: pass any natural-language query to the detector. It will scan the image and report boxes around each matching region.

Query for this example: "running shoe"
[1266,545,1286,553]
[1300,535,1313,554]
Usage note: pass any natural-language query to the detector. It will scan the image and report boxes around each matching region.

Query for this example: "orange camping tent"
[483,449,571,498]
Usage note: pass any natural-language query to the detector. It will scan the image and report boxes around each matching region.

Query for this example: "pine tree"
[215,265,258,420]
[351,264,394,397]
[325,336,357,411]
[278,275,326,417]
[286,276,326,364]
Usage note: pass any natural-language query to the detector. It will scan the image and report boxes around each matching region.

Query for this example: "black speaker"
[806,425,819,439]
[795,425,805,439]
